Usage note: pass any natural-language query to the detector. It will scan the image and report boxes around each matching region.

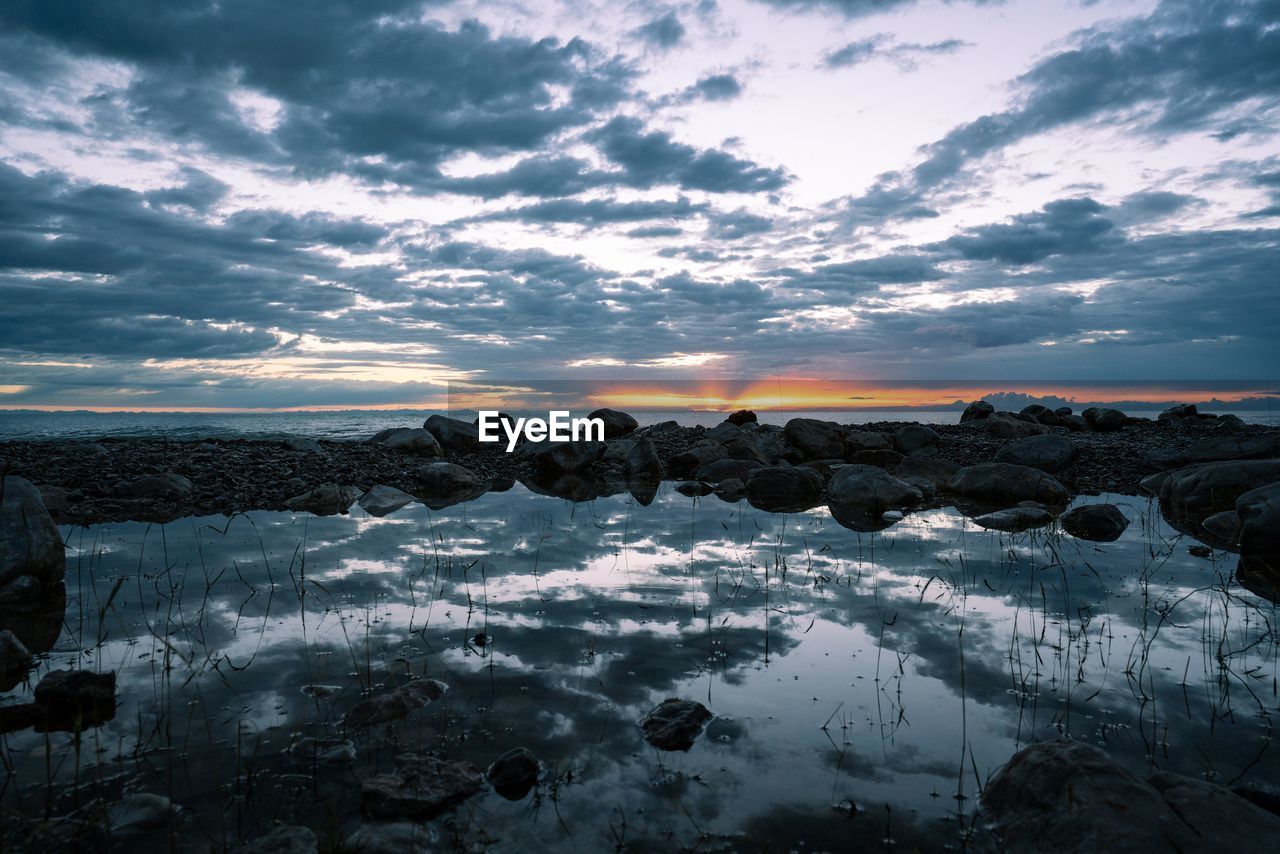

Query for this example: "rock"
[34,669,116,722]
[1184,433,1280,463]
[973,506,1054,533]
[284,484,360,516]
[675,481,714,497]
[344,822,436,853]
[119,472,194,500]
[1159,460,1280,528]
[1054,407,1073,417]
[668,440,730,477]
[417,462,485,508]
[1201,510,1241,546]
[1060,504,1129,542]
[703,421,743,444]
[826,465,922,516]
[1237,482,1280,553]
[1160,403,1198,421]
[623,437,663,481]
[361,753,484,820]
[1020,404,1052,420]
[783,418,846,460]
[375,427,443,456]
[1060,414,1090,431]
[1083,406,1127,431]
[843,430,891,454]
[487,747,541,800]
[587,408,638,439]
[893,424,940,454]
[0,629,33,690]
[37,486,69,515]
[640,698,713,751]
[948,462,1069,509]
[288,736,357,765]
[423,414,481,452]
[0,575,41,605]
[343,679,448,728]
[240,825,318,854]
[1143,447,1187,470]
[108,793,176,833]
[726,409,757,426]
[981,739,1280,853]
[986,412,1050,439]
[528,441,604,477]
[745,466,825,512]
[849,449,903,469]
[714,478,746,500]
[358,485,417,517]
[994,434,1077,473]
[721,435,771,464]
[1139,471,1170,496]
[696,458,762,484]
[1218,413,1247,430]
[600,439,636,465]
[960,400,994,422]
[896,456,959,487]
[282,436,324,454]
[1,476,65,591]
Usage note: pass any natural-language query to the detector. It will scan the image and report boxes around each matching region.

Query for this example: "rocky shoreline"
[0,403,1276,527]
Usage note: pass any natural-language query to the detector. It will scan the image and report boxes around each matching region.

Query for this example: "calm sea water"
[1,484,1275,850]
[1,407,1277,441]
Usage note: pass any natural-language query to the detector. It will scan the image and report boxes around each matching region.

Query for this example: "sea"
[0,406,1277,441]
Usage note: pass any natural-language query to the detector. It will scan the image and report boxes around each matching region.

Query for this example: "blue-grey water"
[1,407,1277,441]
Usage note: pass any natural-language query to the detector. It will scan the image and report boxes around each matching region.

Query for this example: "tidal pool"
[2,485,1277,851]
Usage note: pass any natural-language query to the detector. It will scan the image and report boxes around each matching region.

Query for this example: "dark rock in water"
[600,438,635,466]
[33,669,116,728]
[714,478,746,501]
[1,475,66,592]
[981,740,1280,853]
[726,409,757,426]
[528,441,605,477]
[423,414,481,452]
[697,458,762,484]
[745,466,824,512]
[344,822,436,853]
[1184,433,1280,463]
[1060,504,1129,542]
[588,408,638,439]
[282,436,324,454]
[375,427,443,456]
[960,400,994,422]
[0,628,33,691]
[893,423,939,454]
[896,456,959,487]
[1159,460,1280,532]
[288,736,357,765]
[417,462,485,508]
[343,678,447,728]
[668,440,729,477]
[358,485,417,517]
[849,449,903,469]
[826,465,922,517]
[285,484,360,515]
[361,753,484,820]
[995,434,1077,473]
[240,825,318,854]
[624,437,663,481]
[107,793,177,833]
[1189,544,1213,558]
[783,418,846,460]
[1083,406,1127,431]
[641,698,713,751]
[973,506,1054,533]
[986,412,1049,439]
[120,472,194,500]
[675,481,714,497]
[487,747,541,800]
[1238,553,1280,603]
[628,477,659,507]
[799,459,843,482]
[948,462,1069,509]
[1237,482,1280,553]
[1201,510,1241,546]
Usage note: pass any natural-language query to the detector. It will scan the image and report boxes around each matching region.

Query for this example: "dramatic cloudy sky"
[1,0,1278,409]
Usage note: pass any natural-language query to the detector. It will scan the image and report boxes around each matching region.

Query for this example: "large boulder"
[423,415,481,452]
[948,462,1069,509]
[416,462,485,508]
[1184,433,1280,463]
[725,409,757,426]
[995,434,1077,473]
[703,421,743,444]
[376,427,443,456]
[826,465,922,516]
[528,441,604,477]
[358,485,417,517]
[696,458,763,484]
[588,408,638,439]
[783,418,846,460]
[1083,407,1126,431]
[981,740,1280,853]
[668,440,729,477]
[487,747,541,801]
[960,400,994,422]
[844,430,892,454]
[1060,504,1129,542]
[896,456,960,487]
[1159,460,1280,528]
[893,423,940,454]
[745,466,824,512]
[640,698,712,751]
[986,412,1050,439]
[1236,482,1280,553]
[623,437,663,481]
[285,484,360,516]
[1,476,65,591]
[34,669,117,721]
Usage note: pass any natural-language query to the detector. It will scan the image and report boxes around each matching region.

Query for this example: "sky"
[0,0,1278,411]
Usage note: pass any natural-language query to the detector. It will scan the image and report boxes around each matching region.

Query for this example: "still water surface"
[2,484,1276,851]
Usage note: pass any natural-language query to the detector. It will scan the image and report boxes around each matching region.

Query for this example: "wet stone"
[640,698,713,751]
[240,825,318,854]
[361,753,484,820]
[487,747,541,800]
[343,678,447,728]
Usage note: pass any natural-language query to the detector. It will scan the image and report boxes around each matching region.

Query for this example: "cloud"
[682,73,744,102]
[464,196,708,226]
[752,0,992,18]
[706,208,774,239]
[941,197,1120,264]
[822,34,969,70]
[633,11,687,50]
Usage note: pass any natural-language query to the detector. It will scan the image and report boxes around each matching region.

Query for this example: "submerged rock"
[288,736,357,765]
[343,678,447,728]
[973,505,1054,533]
[416,462,485,508]
[1237,481,1280,553]
[107,793,176,833]
[981,740,1280,852]
[675,481,714,497]
[34,669,116,721]
[487,747,541,800]
[1060,504,1129,542]
[284,484,360,516]
[1,475,66,592]
[640,698,713,751]
[240,825,318,854]
[361,753,484,820]
[344,822,436,853]
[745,466,824,512]
[358,485,417,517]
[995,434,1077,473]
